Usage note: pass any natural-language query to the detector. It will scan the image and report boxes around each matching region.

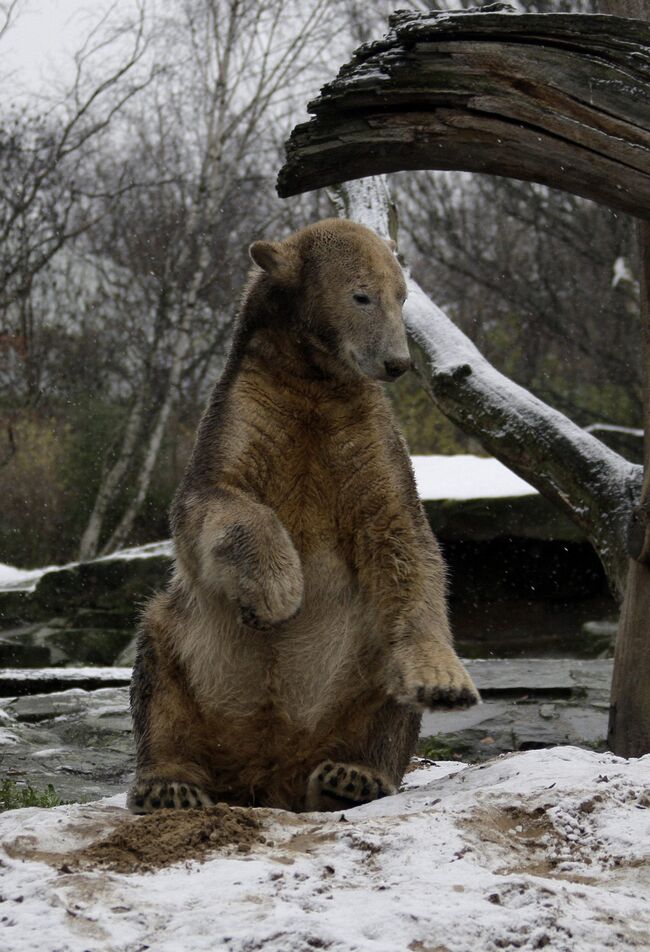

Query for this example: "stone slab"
[0,660,614,803]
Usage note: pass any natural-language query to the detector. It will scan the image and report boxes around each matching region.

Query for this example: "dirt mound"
[69,803,263,874]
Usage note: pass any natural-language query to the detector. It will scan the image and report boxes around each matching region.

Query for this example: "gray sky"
[2,0,140,96]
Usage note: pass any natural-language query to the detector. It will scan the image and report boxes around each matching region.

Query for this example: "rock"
[424,494,585,543]
[0,625,133,667]
[579,619,618,657]
[452,594,618,658]
[0,659,614,802]
[0,686,133,802]
[0,628,51,667]
[419,658,612,762]
[0,667,131,696]
[0,528,616,663]
[0,554,170,670]
[33,556,171,616]
[0,555,171,631]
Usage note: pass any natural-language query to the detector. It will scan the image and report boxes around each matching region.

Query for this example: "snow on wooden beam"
[277,7,650,220]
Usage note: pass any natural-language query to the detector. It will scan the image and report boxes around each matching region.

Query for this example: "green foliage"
[0,402,128,567]
[0,778,64,812]
[0,401,195,568]
[0,412,72,567]
[418,737,470,761]
[63,399,127,517]
[387,368,475,455]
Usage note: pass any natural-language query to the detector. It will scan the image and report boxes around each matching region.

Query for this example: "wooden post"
[608,218,650,756]
[602,0,650,757]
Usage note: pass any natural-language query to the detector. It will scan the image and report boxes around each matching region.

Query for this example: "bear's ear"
[249,240,299,286]
[385,238,397,253]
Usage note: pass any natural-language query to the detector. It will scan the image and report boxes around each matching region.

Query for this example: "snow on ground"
[0,458,534,593]
[1,747,648,952]
[411,454,536,500]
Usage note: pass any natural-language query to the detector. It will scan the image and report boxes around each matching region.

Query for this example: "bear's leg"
[305,761,396,811]
[129,619,222,814]
[127,777,215,813]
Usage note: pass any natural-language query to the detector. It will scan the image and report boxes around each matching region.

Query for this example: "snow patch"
[0,748,648,952]
[585,422,643,438]
[612,256,634,288]
[412,454,535,500]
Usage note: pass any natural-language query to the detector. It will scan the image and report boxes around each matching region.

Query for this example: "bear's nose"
[384,358,410,379]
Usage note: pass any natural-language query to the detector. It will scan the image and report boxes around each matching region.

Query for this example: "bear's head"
[249,218,410,383]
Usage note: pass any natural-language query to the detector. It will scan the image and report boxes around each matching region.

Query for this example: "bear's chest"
[261,414,392,555]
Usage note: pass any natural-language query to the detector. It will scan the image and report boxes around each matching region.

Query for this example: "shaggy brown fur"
[128,218,479,814]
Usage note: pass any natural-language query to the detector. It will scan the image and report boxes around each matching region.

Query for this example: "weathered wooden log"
[278,7,650,219]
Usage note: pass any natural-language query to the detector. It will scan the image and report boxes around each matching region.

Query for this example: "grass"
[0,777,65,812]
[418,738,468,761]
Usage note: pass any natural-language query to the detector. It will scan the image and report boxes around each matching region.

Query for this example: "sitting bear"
[128,218,479,814]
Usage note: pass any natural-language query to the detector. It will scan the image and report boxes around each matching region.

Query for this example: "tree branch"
[405,279,642,598]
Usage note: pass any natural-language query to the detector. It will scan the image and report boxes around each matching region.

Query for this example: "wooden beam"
[278,8,650,220]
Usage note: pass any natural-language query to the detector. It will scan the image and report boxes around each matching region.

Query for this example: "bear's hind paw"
[127,779,214,814]
[306,761,395,811]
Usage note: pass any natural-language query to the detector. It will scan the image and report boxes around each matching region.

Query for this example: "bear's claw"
[414,684,478,709]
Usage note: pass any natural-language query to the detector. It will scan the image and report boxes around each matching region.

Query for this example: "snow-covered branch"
[405,282,642,598]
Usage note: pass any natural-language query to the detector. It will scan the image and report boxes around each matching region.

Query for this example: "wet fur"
[129,219,478,813]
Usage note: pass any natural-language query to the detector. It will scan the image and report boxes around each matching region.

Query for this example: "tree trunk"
[99,323,190,555]
[601,0,650,757]
[77,389,148,561]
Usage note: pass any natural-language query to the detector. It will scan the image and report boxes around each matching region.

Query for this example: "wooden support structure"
[608,220,650,756]
[278,5,650,756]
[278,7,650,221]
[601,0,650,759]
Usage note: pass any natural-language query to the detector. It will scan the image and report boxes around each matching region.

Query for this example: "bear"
[128,217,479,814]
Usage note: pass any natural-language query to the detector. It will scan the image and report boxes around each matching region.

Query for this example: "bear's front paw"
[390,649,480,711]
[238,561,304,630]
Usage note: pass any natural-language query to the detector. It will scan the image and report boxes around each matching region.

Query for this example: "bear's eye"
[353,293,371,305]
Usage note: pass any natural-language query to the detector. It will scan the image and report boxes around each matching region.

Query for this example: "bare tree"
[0,5,153,403]
[78,0,338,559]
[397,171,641,432]
[0,0,18,41]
